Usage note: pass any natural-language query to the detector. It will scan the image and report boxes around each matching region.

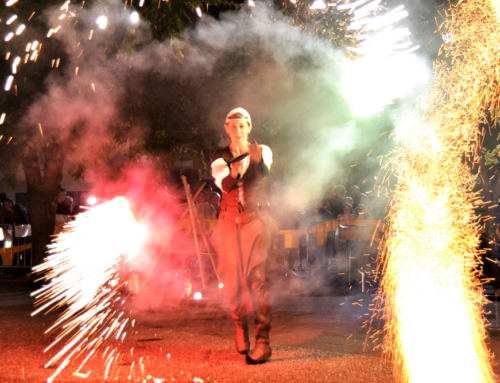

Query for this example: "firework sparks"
[337,0,427,117]
[32,197,145,381]
[375,0,500,382]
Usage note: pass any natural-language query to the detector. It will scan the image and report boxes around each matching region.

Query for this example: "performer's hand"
[249,139,262,163]
[230,159,242,178]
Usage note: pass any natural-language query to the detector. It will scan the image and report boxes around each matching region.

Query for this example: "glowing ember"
[130,11,140,23]
[32,197,145,381]
[375,0,499,382]
[96,15,107,30]
[6,15,18,25]
[4,75,14,91]
[193,292,203,300]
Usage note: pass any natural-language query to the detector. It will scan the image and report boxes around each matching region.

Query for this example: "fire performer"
[210,107,277,364]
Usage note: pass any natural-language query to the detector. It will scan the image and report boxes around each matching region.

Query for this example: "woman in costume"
[211,107,277,364]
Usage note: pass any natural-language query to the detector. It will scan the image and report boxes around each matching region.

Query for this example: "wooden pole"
[139,182,208,291]
[181,176,206,290]
[192,207,220,284]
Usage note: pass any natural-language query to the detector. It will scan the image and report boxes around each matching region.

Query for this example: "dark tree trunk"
[22,140,68,266]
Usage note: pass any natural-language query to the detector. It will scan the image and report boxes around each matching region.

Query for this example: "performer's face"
[225,120,251,144]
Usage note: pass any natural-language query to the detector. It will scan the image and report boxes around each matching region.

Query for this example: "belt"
[219,210,261,225]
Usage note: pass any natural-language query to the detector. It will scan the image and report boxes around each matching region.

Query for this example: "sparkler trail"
[32,197,144,382]
[375,0,500,382]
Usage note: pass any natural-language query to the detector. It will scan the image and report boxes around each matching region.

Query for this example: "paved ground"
[0,279,499,383]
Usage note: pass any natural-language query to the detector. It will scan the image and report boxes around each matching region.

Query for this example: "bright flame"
[87,196,97,205]
[32,197,145,381]
[375,0,498,382]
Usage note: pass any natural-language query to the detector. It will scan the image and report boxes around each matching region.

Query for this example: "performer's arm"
[254,144,272,176]
[211,152,238,192]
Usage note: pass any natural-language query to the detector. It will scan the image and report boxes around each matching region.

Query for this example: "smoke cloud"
[22,0,434,310]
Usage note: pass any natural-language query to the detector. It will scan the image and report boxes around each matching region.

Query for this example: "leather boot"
[246,281,272,365]
[235,319,250,354]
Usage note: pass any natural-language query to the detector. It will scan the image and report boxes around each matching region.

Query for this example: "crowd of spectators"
[194,185,221,219]
[186,180,382,229]
[0,198,29,226]
[291,182,382,233]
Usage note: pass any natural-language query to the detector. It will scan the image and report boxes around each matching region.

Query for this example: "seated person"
[354,204,370,220]
[209,192,221,218]
[329,185,346,218]
[306,197,333,225]
[56,188,71,215]
[195,192,217,219]
[337,203,354,221]
[349,185,360,207]
[1,198,29,225]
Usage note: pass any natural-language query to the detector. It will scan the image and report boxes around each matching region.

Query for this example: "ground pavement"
[0,281,499,383]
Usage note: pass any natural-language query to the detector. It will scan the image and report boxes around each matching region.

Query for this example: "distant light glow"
[248,0,255,6]
[193,292,202,300]
[0,113,6,125]
[6,0,18,6]
[87,196,97,206]
[31,41,38,50]
[5,32,14,42]
[195,7,202,17]
[139,0,145,6]
[6,15,17,25]
[218,283,223,289]
[96,15,107,29]
[130,11,139,23]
